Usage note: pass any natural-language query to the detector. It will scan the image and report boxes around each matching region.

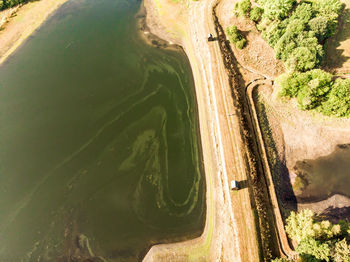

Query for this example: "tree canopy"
[253,0,343,72]
[226,25,247,49]
[283,209,350,261]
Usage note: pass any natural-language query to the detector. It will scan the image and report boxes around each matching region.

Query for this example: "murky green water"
[0,0,205,260]
[294,144,350,203]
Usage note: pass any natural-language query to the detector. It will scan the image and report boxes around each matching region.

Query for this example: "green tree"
[226,25,247,49]
[312,0,343,16]
[309,16,330,40]
[333,238,350,262]
[250,6,263,22]
[296,238,331,261]
[259,0,296,20]
[233,0,251,17]
[286,46,317,72]
[321,79,350,117]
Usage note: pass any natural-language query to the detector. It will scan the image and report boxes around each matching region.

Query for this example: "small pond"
[293,144,350,203]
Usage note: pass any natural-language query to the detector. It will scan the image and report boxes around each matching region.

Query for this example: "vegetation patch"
[0,0,27,10]
[233,0,252,17]
[277,70,350,117]
[256,0,342,72]
[233,0,350,118]
[273,209,350,262]
[226,25,247,49]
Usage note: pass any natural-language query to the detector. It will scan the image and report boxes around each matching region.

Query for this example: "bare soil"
[0,0,69,65]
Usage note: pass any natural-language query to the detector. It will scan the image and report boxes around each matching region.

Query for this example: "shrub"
[277,69,333,110]
[233,0,251,17]
[259,0,296,20]
[280,210,350,261]
[321,79,350,117]
[296,238,331,261]
[235,38,247,49]
[226,25,247,49]
[333,238,350,262]
[250,6,263,22]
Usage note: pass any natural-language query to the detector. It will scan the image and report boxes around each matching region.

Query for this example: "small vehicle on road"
[230,180,239,191]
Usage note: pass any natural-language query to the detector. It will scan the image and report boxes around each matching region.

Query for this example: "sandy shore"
[142,0,262,261]
[0,0,69,65]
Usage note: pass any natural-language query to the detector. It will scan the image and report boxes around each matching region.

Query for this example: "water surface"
[294,144,350,203]
[0,0,205,260]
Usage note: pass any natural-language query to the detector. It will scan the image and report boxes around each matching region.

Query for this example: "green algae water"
[0,0,205,260]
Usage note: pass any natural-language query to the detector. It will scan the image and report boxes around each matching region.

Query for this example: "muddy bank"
[0,0,69,65]
[293,144,350,203]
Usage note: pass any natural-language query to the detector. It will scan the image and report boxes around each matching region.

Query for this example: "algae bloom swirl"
[0,0,205,260]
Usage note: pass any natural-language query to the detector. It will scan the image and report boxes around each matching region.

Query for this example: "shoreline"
[142,0,238,260]
[142,0,265,260]
[0,0,69,65]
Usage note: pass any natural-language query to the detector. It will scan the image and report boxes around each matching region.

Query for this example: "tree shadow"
[252,91,297,220]
[323,7,350,70]
[238,179,249,189]
[319,206,350,223]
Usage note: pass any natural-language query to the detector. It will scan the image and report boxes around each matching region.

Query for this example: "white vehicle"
[230,180,239,191]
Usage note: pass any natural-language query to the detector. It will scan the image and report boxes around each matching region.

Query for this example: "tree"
[260,0,296,20]
[286,209,315,243]
[321,79,350,117]
[296,238,331,261]
[250,6,263,22]
[333,238,350,262]
[312,0,343,16]
[286,47,315,72]
[233,0,251,17]
[226,25,247,49]
[309,16,331,40]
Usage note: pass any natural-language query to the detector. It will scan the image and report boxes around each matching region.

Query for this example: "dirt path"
[0,0,69,65]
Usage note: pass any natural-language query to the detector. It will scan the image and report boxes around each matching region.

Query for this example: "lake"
[0,0,205,260]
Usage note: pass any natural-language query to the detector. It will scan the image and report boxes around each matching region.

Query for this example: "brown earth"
[217,0,285,79]
[0,0,69,65]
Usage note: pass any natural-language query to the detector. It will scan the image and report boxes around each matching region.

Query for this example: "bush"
[233,0,251,17]
[281,210,350,261]
[321,79,350,117]
[277,69,333,110]
[226,25,247,49]
[235,38,247,49]
[250,6,263,22]
[258,0,296,20]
